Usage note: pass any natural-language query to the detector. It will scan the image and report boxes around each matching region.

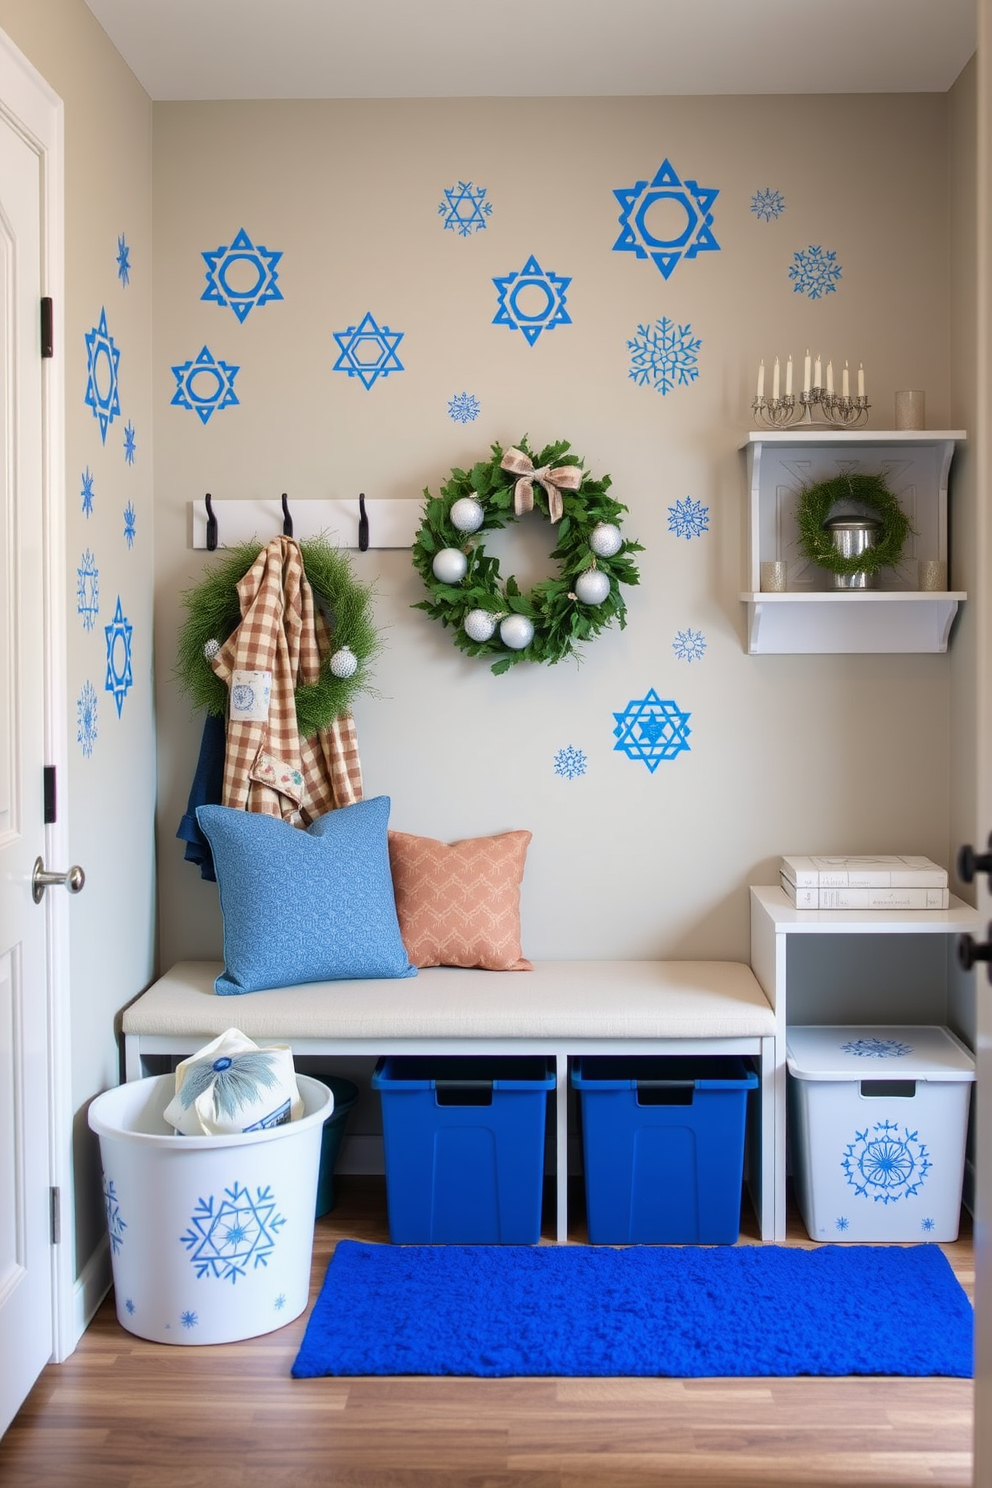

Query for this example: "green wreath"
[795,472,914,578]
[175,537,380,734]
[412,436,643,674]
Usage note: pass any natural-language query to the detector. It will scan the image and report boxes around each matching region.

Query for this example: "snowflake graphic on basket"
[448,391,481,424]
[553,745,587,780]
[842,1120,931,1205]
[102,1176,127,1255]
[840,1037,914,1059]
[789,244,842,300]
[182,1182,285,1283]
[672,628,707,663]
[751,187,785,222]
[628,316,701,395]
[668,497,709,540]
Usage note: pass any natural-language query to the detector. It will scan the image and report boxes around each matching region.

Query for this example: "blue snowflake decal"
[123,501,136,549]
[448,391,481,424]
[789,244,842,300]
[835,1216,850,1232]
[613,688,691,773]
[840,1037,913,1059]
[202,228,283,323]
[613,158,719,280]
[116,233,131,287]
[84,307,121,443]
[181,1182,286,1283]
[102,1177,127,1255]
[81,467,95,519]
[921,1217,936,1233]
[842,1120,932,1205]
[333,312,405,390]
[628,316,701,395]
[438,181,492,235]
[77,681,98,757]
[171,346,241,424]
[180,1310,199,1330]
[123,420,136,466]
[104,597,134,718]
[668,497,709,540]
[493,253,571,346]
[76,549,99,632]
[751,187,785,222]
[125,1297,135,1315]
[672,628,707,663]
[554,745,587,780]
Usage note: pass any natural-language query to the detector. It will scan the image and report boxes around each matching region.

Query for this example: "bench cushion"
[123,959,775,1042]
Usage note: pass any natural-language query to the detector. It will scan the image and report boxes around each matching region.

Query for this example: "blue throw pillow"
[195,795,417,995]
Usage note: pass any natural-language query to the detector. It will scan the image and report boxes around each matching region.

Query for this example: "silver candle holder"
[752,386,871,430]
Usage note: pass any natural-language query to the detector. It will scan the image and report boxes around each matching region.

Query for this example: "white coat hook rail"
[189,493,420,551]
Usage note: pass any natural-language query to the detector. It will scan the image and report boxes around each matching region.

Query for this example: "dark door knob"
[958,834,992,884]
[958,926,992,975]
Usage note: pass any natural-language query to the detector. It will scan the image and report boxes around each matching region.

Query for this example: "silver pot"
[822,515,882,589]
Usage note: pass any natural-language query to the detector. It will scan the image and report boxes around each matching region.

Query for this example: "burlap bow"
[500,447,582,524]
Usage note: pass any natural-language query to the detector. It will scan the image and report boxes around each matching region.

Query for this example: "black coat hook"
[358,492,369,552]
[204,492,218,551]
[281,493,293,537]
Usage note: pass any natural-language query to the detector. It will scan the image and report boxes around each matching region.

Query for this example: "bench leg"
[555,1052,568,1242]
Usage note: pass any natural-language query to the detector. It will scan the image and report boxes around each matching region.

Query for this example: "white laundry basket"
[88,1072,333,1344]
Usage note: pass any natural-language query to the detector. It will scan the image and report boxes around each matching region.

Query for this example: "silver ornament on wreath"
[329,646,358,679]
[499,615,535,650]
[574,568,611,605]
[589,522,623,558]
[464,608,499,643]
[449,496,485,534]
[432,547,469,584]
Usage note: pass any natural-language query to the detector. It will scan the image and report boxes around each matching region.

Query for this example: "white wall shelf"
[740,430,967,654]
[749,884,981,1240]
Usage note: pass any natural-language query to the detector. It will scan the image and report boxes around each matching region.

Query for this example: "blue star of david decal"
[181,1182,285,1283]
[202,227,283,323]
[116,233,131,287]
[613,158,720,280]
[333,311,405,389]
[613,688,691,772]
[84,307,121,443]
[438,181,492,235]
[493,254,571,346]
[104,596,133,718]
[171,346,241,424]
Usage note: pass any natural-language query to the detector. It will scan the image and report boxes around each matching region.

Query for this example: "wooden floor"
[0,1179,975,1488]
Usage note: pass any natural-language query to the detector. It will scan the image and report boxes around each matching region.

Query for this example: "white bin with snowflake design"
[786,1025,974,1243]
[88,1072,333,1344]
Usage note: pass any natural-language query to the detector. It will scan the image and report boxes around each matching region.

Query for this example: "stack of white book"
[779,855,950,910]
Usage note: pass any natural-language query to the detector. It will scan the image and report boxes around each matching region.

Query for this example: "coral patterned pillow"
[387,829,533,971]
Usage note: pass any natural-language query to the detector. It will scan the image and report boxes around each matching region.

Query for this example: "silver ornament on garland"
[575,568,611,605]
[449,496,485,534]
[499,614,535,650]
[589,522,623,558]
[203,638,220,659]
[464,609,499,643]
[329,646,358,679]
[432,547,469,584]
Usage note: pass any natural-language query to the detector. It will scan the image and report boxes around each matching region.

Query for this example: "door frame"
[0,26,71,1364]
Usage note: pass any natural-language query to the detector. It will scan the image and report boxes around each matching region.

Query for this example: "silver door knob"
[32,857,85,904]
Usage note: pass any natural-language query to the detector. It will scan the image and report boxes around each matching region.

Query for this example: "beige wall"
[0,0,156,1305]
[154,94,956,969]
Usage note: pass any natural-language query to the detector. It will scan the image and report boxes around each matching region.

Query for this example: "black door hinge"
[43,766,56,824]
[40,297,53,358]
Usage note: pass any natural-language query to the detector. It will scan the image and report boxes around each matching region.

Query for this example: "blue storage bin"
[372,1055,556,1243]
[571,1055,758,1245]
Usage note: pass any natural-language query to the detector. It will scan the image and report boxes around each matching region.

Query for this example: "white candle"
[803,349,812,395]
[842,360,850,398]
[814,354,822,388]
[858,363,865,399]
[826,360,834,395]
[756,360,765,399]
[785,355,793,397]
[772,356,780,401]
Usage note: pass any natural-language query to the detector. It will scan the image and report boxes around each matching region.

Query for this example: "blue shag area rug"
[292,1240,973,1379]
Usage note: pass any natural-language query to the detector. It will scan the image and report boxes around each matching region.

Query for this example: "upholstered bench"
[122,958,777,1241]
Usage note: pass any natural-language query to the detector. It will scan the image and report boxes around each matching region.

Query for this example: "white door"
[0,47,65,1433]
